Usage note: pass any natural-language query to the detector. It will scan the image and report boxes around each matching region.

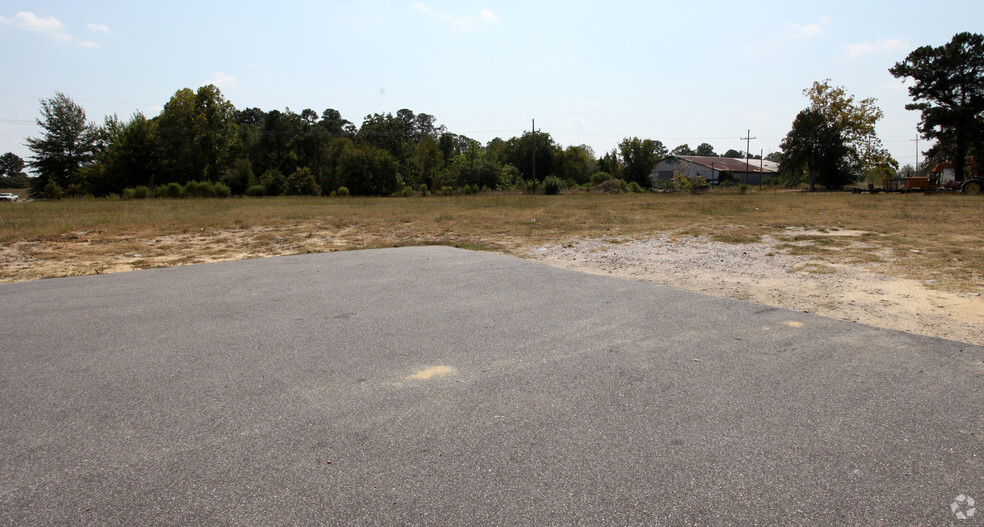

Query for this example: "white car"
[0,193,19,202]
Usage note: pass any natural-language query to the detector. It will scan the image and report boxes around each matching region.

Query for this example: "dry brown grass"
[1,190,982,292]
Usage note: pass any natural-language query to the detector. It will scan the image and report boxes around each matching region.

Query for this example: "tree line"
[16,84,778,200]
[10,32,981,197]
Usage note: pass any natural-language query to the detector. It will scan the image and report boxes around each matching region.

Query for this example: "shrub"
[286,168,321,196]
[336,186,350,197]
[738,184,750,194]
[213,182,232,197]
[590,172,612,186]
[246,185,266,197]
[183,180,215,198]
[543,176,563,195]
[132,186,150,199]
[626,181,645,193]
[259,169,286,196]
[159,182,184,198]
[220,158,255,195]
[41,181,64,200]
[121,188,135,200]
[418,183,428,195]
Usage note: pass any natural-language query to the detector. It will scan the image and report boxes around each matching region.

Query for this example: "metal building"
[651,155,780,187]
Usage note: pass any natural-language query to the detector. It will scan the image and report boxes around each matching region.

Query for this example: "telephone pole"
[531,119,541,181]
[910,135,919,175]
[739,130,756,184]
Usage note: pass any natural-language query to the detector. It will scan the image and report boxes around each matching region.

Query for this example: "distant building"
[651,155,780,187]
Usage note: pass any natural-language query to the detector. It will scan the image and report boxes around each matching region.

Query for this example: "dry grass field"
[1,190,981,289]
[2,189,983,343]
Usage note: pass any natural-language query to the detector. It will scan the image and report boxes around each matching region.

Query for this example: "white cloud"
[0,11,100,48]
[206,72,238,89]
[87,23,110,33]
[566,116,590,128]
[787,16,831,38]
[1,11,63,33]
[411,3,500,33]
[844,37,908,58]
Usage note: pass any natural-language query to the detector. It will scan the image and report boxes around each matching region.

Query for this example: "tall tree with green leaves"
[91,112,163,195]
[155,85,239,184]
[804,79,896,183]
[619,137,666,188]
[0,152,29,188]
[504,131,556,182]
[780,109,855,190]
[694,143,717,156]
[890,32,984,182]
[25,92,100,197]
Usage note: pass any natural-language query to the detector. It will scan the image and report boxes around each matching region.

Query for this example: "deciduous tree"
[780,109,855,190]
[804,79,897,182]
[619,137,665,188]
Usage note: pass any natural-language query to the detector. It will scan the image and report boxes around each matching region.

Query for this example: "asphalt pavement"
[1,246,982,525]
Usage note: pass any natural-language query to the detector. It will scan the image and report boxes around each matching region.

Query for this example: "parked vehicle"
[0,192,18,202]
[903,157,982,194]
[852,157,982,195]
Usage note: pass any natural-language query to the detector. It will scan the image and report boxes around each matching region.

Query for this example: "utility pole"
[739,129,755,184]
[910,135,919,175]
[531,119,541,182]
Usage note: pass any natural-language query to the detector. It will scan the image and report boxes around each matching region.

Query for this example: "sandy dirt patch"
[3,225,982,346]
[525,233,984,347]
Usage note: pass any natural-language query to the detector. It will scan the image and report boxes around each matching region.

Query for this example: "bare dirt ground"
[524,230,984,347]
[3,225,982,346]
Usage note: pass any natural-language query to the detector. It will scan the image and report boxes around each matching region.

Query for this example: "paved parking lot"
[1,246,982,525]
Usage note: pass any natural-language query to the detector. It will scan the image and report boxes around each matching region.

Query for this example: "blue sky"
[2,1,982,171]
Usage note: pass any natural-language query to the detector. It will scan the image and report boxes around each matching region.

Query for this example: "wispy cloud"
[0,11,99,47]
[787,16,831,38]
[411,3,500,33]
[87,23,110,33]
[566,116,590,128]
[844,37,908,58]
[205,72,238,89]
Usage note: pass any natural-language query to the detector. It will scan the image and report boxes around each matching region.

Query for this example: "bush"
[590,172,612,186]
[246,185,266,197]
[41,181,64,200]
[132,186,150,199]
[220,159,255,195]
[543,176,563,195]
[738,184,749,194]
[213,182,232,197]
[183,180,216,198]
[158,182,184,198]
[336,186,350,197]
[259,169,286,196]
[286,168,321,196]
[626,181,645,193]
